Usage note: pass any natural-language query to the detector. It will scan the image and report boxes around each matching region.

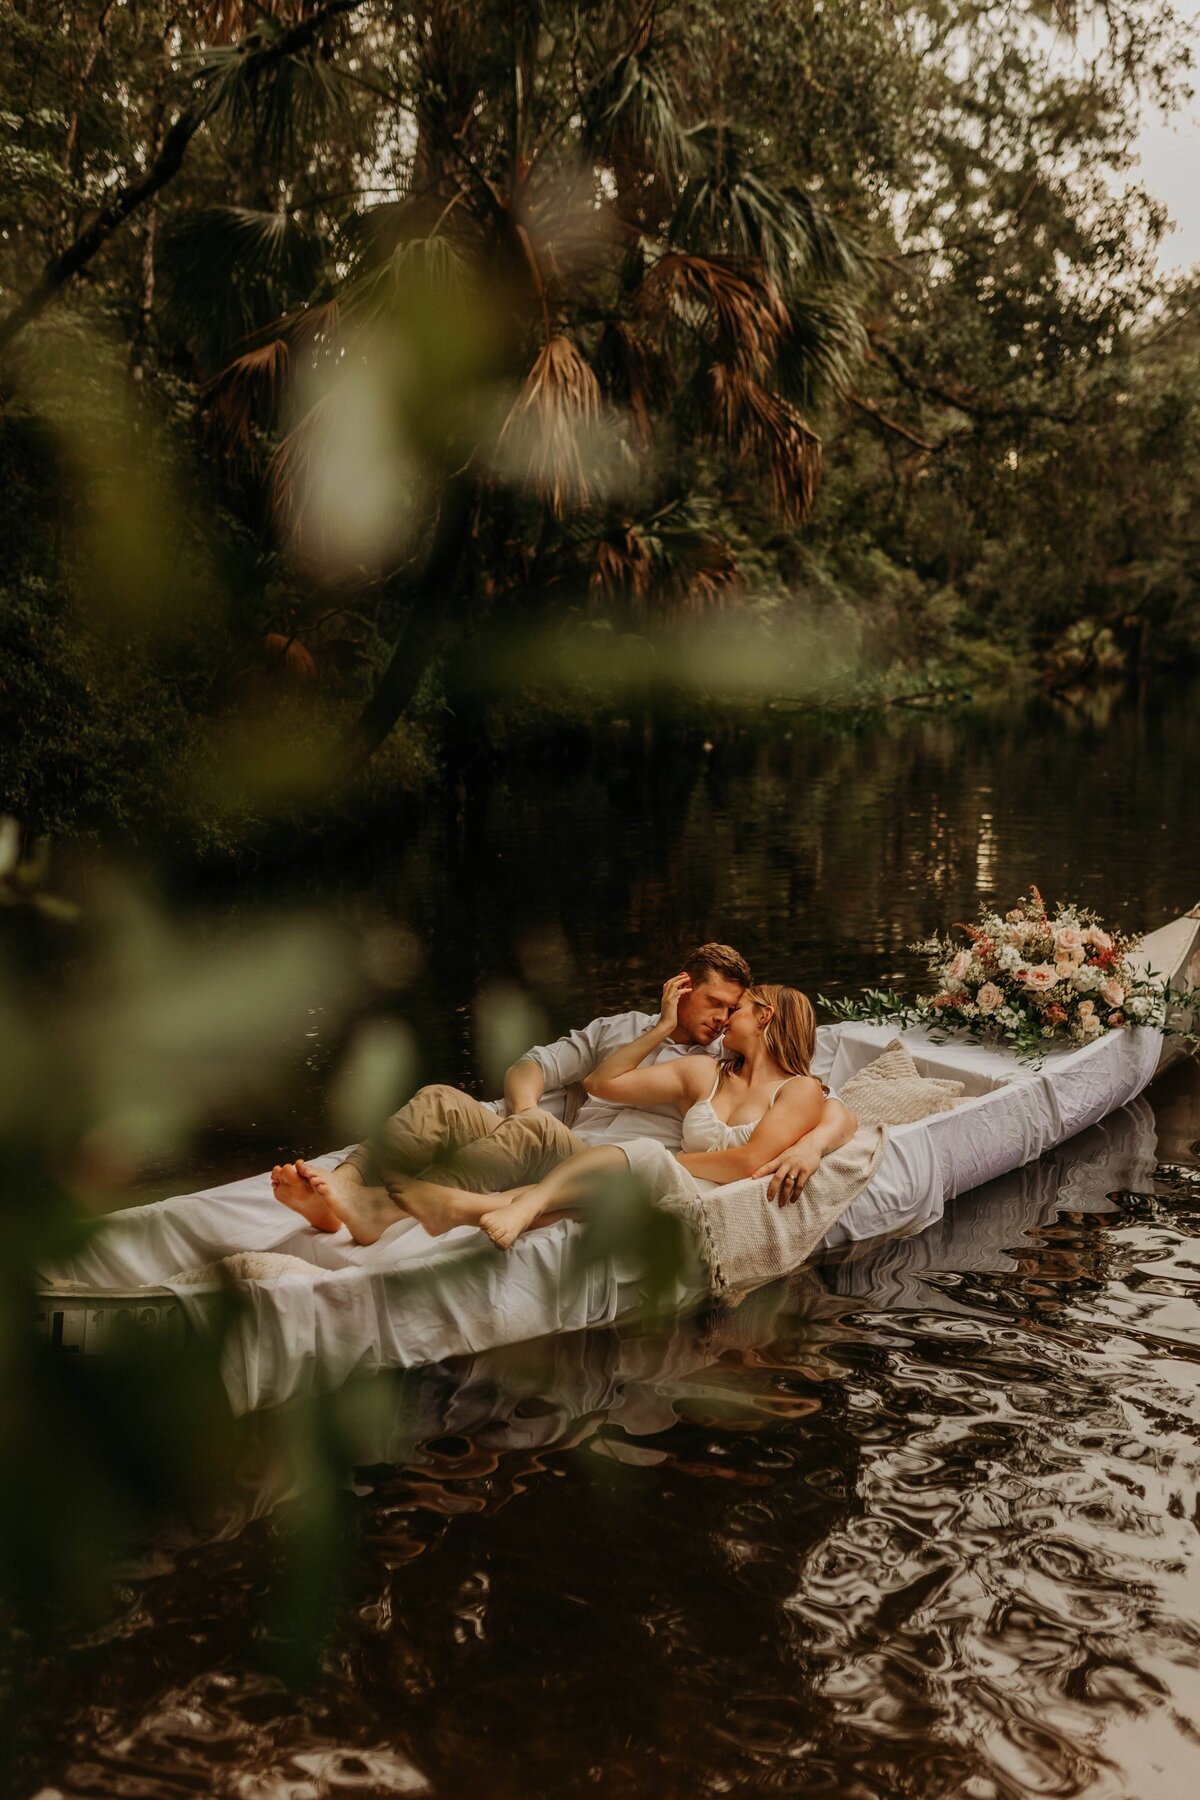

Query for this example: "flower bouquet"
[821,888,1187,1060]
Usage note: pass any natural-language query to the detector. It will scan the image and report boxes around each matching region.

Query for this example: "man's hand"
[658,972,691,1032]
[753,1137,822,1206]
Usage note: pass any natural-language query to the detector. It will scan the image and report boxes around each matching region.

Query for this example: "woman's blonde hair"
[730,983,816,1078]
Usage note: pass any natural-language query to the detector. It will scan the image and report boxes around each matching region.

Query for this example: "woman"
[299,976,830,1250]
[473,976,828,1246]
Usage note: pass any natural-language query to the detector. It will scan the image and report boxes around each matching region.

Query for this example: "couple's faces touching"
[722,991,772,1056]
[675,972,746,1045]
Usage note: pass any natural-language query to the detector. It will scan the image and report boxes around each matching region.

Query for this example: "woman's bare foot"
[271,1162,342,1233]
[480,1189,550,1249]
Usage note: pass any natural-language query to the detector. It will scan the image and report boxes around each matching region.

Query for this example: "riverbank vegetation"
[2,0,1198,849]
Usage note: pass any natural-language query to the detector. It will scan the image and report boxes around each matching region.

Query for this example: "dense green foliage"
[1,0,1197,843]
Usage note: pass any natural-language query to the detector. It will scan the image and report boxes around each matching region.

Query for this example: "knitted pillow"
[839,1038,967,1126]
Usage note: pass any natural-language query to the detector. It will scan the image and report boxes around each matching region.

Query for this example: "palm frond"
[159,205,325,366]
[775,291,868,410]
[203,219,471,459]
[587,36,694,185]
[499,335,604,517]
[268,382,342,525]
[192,17,353,170]
[350,232,473,331]
[638,252,787,373]
[597,319,663,448]
[591,524,655,602]
[202,299,340,458]
[711,365,822,523]
[588,500,740,613]
[195,2,313,45]
[674,125,863,288]
[206,336,292,457]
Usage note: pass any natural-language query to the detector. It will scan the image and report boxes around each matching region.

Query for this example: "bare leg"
[305,1161,532,1246]
[271,1162,342,1233]
[397,1179,530,1240]
[480,1146,628,1249]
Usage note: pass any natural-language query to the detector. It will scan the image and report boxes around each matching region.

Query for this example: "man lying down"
[269,943,860,1253]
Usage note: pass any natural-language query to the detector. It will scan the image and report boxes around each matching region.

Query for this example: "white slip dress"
[623,1069,801,1204]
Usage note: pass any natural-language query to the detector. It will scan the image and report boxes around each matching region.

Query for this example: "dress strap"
[706,1064,723,1102]
[768,1075,802,1107]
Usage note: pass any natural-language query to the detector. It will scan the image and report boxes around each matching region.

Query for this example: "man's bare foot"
[302,1167,404,1247]
[295,1158,392,1216]
[271,1162,342,1233]
[480,1189,549,1249]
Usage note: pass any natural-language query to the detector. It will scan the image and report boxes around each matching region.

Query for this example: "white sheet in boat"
[45,1019,1163,1409]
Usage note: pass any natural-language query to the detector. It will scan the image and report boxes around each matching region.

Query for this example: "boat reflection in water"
[175,1098,1162,1525]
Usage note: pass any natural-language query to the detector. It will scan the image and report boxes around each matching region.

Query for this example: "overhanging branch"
[868,332,1082,427]
[0,0,368,360]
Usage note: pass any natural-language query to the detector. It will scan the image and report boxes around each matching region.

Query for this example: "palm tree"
[177,0,871,766]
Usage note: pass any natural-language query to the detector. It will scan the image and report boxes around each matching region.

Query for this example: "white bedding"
[43,1019,1165,1410]
[813,1015,1162,1215]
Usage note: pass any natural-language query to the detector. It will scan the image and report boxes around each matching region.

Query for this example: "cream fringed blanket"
[624,1128,888,1301]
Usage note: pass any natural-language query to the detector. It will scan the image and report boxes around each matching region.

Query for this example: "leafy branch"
[0,0,368,361]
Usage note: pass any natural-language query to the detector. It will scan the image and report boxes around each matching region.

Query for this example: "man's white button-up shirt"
[526,1010,722,1149]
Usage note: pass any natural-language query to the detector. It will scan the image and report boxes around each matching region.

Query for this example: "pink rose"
[1021,964,1058,991]
[1077,1000,1095,1017]
[1080,1012,1102,1036]
[1055,926,1085,954]
[1088,926,1114,951]
[1100,978,1124,1008]
[949,950,972,982]
[977,982,1003,1013]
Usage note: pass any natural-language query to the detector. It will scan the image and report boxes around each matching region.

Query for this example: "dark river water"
[19,681,1200,1799]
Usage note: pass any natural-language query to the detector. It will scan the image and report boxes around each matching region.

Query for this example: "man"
[272,943,854,1234]
[503,944,854,1200]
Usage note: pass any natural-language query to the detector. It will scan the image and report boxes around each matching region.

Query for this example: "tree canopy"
[1,0,1196,843]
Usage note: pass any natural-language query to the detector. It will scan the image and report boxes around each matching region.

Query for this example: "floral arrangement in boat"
[822,888,1180,1059]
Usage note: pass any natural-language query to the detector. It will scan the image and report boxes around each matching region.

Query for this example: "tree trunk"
[335,473,477,774]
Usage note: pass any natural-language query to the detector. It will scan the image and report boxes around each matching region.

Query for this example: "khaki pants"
[338,1084,588,1198]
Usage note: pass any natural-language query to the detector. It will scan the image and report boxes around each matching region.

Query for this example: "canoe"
[37,907,1200,1410]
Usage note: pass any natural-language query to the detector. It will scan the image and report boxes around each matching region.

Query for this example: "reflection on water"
[19,1094,1200,1799]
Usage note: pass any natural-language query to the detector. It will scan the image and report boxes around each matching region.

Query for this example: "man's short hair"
[681,942,752,988]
